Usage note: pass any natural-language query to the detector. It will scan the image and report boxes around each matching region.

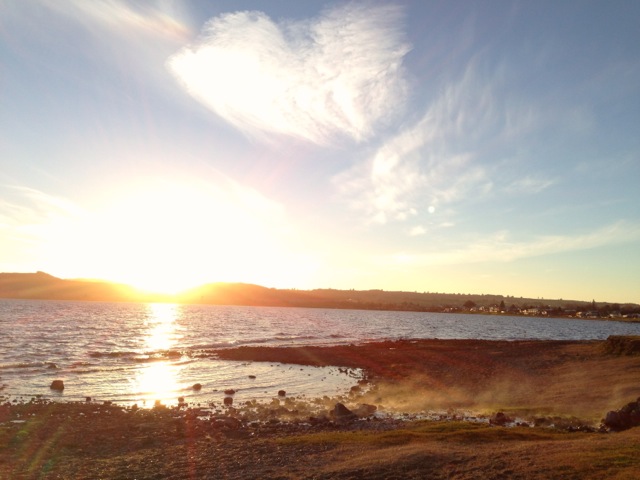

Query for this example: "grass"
[278,420,573,447]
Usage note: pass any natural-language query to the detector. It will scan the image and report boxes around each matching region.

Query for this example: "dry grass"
[281,422,640,479]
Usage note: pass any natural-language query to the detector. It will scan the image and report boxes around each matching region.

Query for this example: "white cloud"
[387,221,640,266]
[505,175,556,195]
[409,225,427,236]
[0,186,82,227]
[333,63,498,225]
[167,4,410,145]
[41,0,191,41]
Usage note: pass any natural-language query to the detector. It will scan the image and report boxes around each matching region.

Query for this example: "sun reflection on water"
[135,303,184,404]
[145,302,181,352]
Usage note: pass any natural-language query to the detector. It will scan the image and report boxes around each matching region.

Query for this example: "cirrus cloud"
[167,3,410,145]
[385,221,640,267]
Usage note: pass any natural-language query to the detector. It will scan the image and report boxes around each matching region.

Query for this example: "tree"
[463,300,476,309]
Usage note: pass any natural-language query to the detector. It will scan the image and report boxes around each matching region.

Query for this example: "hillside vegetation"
[1,271,638,317]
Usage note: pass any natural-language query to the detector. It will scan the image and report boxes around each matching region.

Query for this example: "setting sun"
[33,176,316,295]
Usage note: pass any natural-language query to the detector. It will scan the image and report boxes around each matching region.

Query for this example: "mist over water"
[2,299,640,407]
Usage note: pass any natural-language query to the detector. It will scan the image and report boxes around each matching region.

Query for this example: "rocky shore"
[2,338,640,479]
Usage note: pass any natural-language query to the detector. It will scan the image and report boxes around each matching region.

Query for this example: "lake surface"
[2,299,640,407]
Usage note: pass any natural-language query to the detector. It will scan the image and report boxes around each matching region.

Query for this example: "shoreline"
[3,337,640,478]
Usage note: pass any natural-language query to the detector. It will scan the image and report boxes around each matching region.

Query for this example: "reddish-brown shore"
[2,338,640,479]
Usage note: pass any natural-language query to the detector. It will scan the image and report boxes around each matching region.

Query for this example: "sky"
[1,0,639,303]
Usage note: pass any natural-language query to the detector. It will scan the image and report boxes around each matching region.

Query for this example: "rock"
[213,416,242,429]
[178,396,185,404]
[85,396,91,402]
[248,375,256,379]
[603,398,640,431]
[490,411,512,426]
[333,403,357,421]
[223,397,233,406]
[224,389,236,395]
[353,404,377,417]
[50,380,64,391]
[192,383,202,391]
[46,363,58,369]
[604,410,626,431]
[278,390,286,397]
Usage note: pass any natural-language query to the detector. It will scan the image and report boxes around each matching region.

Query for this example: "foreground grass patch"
[278,421,574,447]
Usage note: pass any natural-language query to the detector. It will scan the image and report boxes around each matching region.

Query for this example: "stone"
[248,375,256,379]
[353,404,377,417]
[50,380,64,391]
[223,397,233,406]
[224,389,236,395]
[278,390,286,397]
[333,403,356,420]
[490,411,512,426]
[192,383,202,391]
[603,399,640,431]
[604,410,626,431]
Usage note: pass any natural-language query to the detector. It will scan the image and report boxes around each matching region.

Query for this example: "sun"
[47,176,316,295]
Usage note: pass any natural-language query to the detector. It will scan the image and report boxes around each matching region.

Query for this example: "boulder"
[333,403,357,421]
[50,380,64,391]
[353,403,377,418]
[490,411,512,426]
[604,398,640,431]
[213,416,242,429]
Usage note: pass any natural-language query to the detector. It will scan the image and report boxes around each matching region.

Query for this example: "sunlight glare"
[145,303,181,352]
[136,361,181,405]
[75,178,298,294]
[135,303,182,403]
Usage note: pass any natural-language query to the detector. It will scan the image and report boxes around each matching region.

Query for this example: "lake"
[2,299,639,407]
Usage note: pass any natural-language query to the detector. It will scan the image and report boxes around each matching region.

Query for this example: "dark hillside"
[1,272,638,317]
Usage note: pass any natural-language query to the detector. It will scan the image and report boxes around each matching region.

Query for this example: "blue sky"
[1,0,639,302]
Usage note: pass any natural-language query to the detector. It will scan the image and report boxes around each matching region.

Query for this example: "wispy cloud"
[0,186,82,227]
[333,61,503,225]
[167,3,410,145]
[386,221,640,266]
[504,175,557,195]
[41,0,191,41]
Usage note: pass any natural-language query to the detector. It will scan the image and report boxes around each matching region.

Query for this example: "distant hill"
[1,272,638,316]
[0,271,146,303]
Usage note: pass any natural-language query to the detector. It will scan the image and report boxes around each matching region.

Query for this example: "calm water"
[2,299,640,407]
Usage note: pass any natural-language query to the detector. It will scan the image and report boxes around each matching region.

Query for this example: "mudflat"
[2,338,640,479]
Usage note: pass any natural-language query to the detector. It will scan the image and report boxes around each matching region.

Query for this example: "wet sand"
[2,338,640,479]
